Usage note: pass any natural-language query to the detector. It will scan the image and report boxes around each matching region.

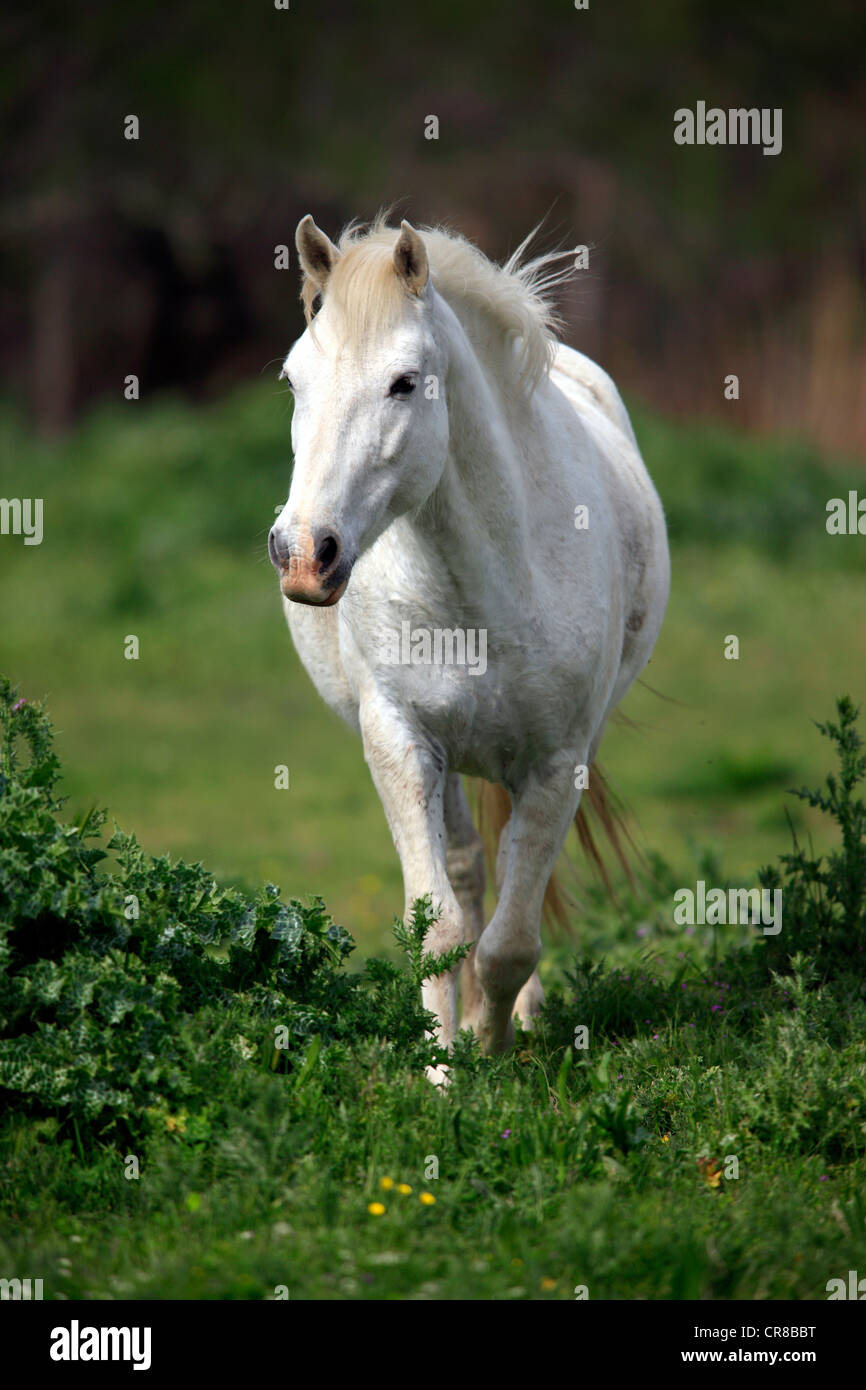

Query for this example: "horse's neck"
[413,303,535,610]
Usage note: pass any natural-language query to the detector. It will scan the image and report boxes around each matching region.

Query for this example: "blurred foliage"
[1,0,864,448]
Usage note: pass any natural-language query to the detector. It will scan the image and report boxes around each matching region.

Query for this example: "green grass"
[4,1059,864,1300]
[3,902,865,1301]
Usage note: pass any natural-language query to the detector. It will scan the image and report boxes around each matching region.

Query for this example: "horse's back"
[550,342,639,451]
[547,341,669,700]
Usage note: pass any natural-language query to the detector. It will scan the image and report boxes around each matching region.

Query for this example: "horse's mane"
[302,213,576,393]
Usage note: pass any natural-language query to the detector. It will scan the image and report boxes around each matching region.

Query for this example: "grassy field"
[1,385,865,949]
[1,386,866,1301]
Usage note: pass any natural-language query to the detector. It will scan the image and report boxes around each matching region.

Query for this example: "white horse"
[269,214,669,1075]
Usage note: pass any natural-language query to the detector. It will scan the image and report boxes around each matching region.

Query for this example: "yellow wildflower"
[697,1156,722,1188]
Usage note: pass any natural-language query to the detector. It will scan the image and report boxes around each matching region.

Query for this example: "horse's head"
[269,216,450,606]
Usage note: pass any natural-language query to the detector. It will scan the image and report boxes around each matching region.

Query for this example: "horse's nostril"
[267,527,282,570]
[315,533,340,572]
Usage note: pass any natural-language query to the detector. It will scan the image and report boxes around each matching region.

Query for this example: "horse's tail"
[470,765,636,933]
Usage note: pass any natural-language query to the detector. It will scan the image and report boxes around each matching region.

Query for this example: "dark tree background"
[2,0,864,453]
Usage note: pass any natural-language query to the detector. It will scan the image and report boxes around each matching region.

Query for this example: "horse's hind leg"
[473,751,583,1054]
[443,775,486,1029]
[512,968,546,1029]
[493,817,545,1030]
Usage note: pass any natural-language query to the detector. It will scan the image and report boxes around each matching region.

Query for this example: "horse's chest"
[373,644,566,780]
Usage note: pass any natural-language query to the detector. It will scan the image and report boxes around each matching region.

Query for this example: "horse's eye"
[389,375,416,397]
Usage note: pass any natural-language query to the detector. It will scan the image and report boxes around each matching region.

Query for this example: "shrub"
[760,695,866,978]
[0,678,462,1145]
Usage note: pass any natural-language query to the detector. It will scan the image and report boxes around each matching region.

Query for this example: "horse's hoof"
[512,1010,538,1030]
[477,1016,516,1056]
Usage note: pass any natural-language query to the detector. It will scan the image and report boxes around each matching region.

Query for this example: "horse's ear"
[393,220,429,296]
[295,214,339,294]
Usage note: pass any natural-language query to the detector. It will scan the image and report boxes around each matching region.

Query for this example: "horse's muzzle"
[268,524,352,606]
[280,556,349,606]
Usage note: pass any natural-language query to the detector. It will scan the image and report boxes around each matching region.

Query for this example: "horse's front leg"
[471,751,583,1054]
[360,699,464,1081]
